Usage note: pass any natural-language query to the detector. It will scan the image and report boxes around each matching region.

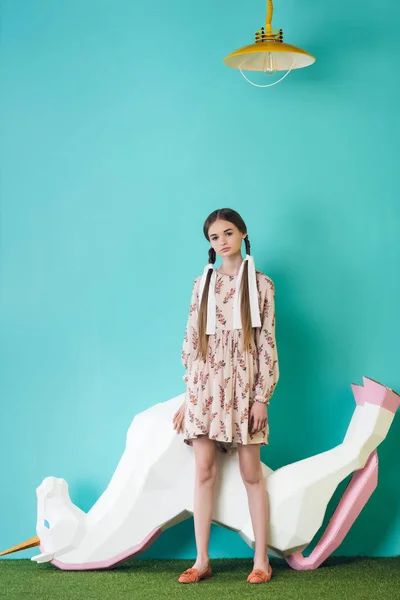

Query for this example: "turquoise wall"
[1,0,399,561]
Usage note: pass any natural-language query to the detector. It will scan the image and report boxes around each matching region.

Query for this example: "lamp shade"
[224,40,315,71]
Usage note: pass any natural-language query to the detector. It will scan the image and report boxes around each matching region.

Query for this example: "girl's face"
[208,219,246,258]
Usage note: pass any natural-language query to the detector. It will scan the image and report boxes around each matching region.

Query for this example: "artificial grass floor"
[0,557,399,600]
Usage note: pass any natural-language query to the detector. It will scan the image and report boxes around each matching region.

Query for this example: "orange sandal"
[247,563,273,583]
[178,565,212,583]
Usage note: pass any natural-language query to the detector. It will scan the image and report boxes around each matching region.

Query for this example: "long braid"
[198,247,216,360]
[241,235,253,354]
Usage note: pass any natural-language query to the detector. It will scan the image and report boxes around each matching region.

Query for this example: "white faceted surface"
[30,380,398,567]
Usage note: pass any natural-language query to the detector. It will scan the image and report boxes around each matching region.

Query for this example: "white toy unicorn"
[1,376,398,571]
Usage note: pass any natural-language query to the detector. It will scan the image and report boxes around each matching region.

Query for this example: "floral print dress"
[181,270,279,453]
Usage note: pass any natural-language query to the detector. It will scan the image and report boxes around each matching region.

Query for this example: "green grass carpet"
[1,557,399,600]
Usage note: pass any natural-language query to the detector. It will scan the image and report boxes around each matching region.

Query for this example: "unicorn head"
[31,476,86,563]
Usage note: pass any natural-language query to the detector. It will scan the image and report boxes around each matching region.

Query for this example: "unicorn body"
[1,377,397,570]
[26,377,399,570]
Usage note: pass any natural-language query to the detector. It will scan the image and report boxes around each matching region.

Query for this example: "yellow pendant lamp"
[223,0,315,87]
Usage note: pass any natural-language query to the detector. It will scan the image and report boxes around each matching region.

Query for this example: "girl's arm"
[253,278,279,404]
[181,277,200,389]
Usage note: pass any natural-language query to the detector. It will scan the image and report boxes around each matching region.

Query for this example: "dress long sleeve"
[181,277,200,384]
[253,278,279,404]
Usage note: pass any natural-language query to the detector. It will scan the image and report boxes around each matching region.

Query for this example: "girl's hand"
[173,403,185,434]
[249,401,268,434]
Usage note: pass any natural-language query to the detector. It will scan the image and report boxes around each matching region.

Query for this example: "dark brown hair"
[197,208,254,361]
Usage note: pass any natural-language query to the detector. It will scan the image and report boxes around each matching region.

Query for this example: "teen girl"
[173,208,279,584]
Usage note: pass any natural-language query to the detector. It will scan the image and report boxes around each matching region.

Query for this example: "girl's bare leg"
[190,436,218,571]
[238,443,270,572]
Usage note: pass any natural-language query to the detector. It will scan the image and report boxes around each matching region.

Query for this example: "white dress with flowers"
[181,270,279,453]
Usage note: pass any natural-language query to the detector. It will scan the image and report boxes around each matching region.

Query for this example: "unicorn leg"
[285,450,378,570]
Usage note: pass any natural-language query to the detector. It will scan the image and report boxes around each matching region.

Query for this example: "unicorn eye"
[44,519,50,529]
